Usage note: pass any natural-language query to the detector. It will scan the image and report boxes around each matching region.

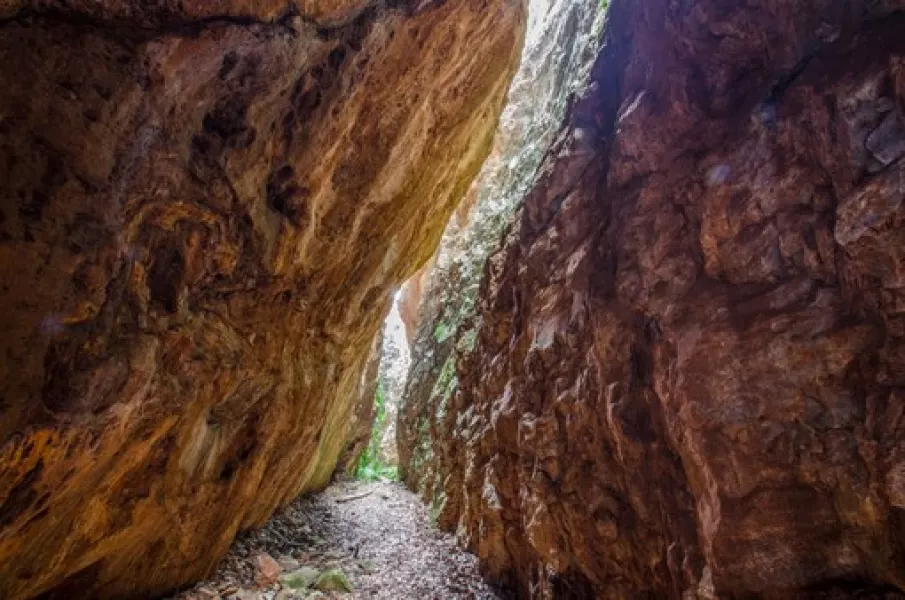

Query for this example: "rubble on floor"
[169,481,502,600]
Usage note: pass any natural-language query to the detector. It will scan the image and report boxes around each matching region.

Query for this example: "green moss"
[281,566,320,590]
[315,568,353,593]
[432,321,452,343]
[433,357,456,398]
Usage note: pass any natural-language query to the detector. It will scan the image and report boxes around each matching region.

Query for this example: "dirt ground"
[168,480,503,600]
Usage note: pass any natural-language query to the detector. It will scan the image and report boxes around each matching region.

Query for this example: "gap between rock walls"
[173,0,606,597]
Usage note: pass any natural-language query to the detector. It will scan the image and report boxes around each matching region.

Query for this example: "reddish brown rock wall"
[0,1,524,597]
[436,1,905,597]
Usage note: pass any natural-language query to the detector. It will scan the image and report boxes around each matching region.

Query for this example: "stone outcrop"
[411,0,905,597]
[397,0,603,511]
[0,0,524,597]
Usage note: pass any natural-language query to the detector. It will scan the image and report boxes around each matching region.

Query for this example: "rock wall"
[397,0,603,513]
[426,0,905,597]
[0,0,525,597]
[333,330,383,476]
[398,259,432,345]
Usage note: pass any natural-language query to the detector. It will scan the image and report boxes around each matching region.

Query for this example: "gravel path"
[169,480,503,600]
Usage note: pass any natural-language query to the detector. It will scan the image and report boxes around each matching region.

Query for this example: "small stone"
[254,552,283,587]
[280,566,320,590]
[357,559,375,573]
[277,556,300,571]
[314,568,353,593]
[867,109,905,166]
[197,586,220,599]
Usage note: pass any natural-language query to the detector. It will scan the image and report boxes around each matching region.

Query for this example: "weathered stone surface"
[422,0,905,597]
[0,0,373,24]
[397,0,603,527]
[334,330,383,476]
[398,259,432,344]
[252,552,282,587]
[0,0,524,597]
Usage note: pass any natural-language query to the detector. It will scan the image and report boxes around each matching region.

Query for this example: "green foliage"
[435,357,456,395]
[282,566,320,590]
[432,356,457,421]
[356,461,398,481]
[315,569,354,593]
[432,321,452,343]
[354,382,399,481]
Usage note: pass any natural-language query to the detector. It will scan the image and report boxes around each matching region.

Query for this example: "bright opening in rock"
[353,292,410,480]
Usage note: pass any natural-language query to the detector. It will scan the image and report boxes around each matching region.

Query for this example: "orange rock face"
[398,259,433,345]
[429,0,905,597]
[0,0,524,597]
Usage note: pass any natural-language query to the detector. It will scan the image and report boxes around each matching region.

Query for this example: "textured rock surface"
[398,259,432,344]
[0,0,524,597]
[334,330,383,476]
[397,0,603,513]
[420,0,905,597]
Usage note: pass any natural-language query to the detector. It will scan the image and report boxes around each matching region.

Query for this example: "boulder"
[0,0,525,597]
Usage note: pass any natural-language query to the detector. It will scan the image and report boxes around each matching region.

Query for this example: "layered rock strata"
[0,1,524,597]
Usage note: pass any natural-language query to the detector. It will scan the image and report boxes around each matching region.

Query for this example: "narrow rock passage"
[170,480,501,600]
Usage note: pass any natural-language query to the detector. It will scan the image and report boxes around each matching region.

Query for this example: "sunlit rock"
[0,0,525,597]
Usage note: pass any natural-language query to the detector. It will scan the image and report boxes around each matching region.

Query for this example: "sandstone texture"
[0,0,524,597]
[410,0,905,597]
[398,260,432,345]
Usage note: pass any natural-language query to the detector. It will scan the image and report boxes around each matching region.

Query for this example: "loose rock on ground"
[169,480,502,600]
